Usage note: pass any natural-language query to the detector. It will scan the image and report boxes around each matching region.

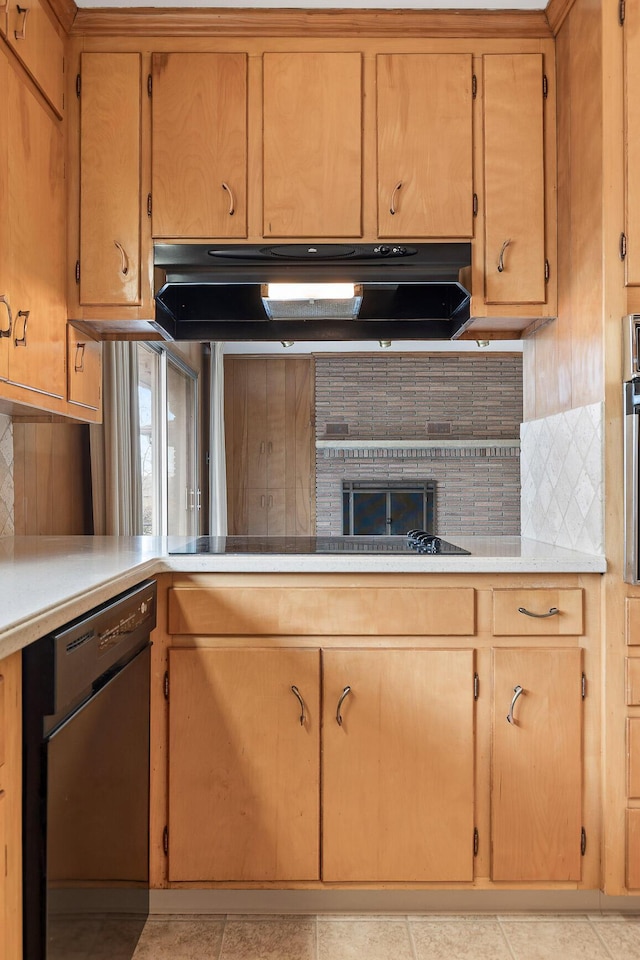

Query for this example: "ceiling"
[75,0,546,9]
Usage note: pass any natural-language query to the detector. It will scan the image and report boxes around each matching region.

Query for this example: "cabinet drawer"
[627,598,640,645]
[628,809,640,889]
[627,659,640,705]
[629,719,640,799]
[168,587,476,636]
[0,672,4,771]
[5,0,64,117]
[492,589,583,636]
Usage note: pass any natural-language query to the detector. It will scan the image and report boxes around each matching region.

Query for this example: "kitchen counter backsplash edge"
[0,536,605,660]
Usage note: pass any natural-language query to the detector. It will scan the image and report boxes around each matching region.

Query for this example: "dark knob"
[378,245,391,255]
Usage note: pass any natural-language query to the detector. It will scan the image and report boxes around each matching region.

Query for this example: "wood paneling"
[322,648,475,881]
[376,53,473,239]
[263,52,362,237]
[168,647,320,881]
[491,646,583,881]
[492,588,583,636]
[12,421,92,535]
[152,53,247,239]
[168,585,477,637]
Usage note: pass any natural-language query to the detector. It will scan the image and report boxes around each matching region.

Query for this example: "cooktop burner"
[169,535,471,556]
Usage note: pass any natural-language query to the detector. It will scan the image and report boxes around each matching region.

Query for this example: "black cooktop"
[168,535,471,556]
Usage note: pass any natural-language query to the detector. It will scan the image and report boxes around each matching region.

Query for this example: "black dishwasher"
[22,580,156,960]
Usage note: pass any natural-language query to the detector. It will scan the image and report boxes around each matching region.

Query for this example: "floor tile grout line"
[405,914,420,960]
[587,916,618,960]
[497,917,522,960]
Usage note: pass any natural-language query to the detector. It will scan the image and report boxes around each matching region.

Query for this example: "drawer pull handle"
[517,605,560,619]
[14,5,29,40]
[291,685,306,726]
[389,181,403,216]
[222,181,235,216]
[0,295,12,338]
[497,238,512,272]
[14,309,29,346]
[506,684,524,725]
[336,685,352,726]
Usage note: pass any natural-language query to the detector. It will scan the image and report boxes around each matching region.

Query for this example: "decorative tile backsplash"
[520,402,604,554]
[0,414,14,537]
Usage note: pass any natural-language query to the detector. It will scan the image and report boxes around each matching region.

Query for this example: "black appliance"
[22,580,156,960]
[168,535,471,556]
[154,242,472,341]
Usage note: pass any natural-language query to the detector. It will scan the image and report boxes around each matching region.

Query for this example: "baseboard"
[149,889,640,915]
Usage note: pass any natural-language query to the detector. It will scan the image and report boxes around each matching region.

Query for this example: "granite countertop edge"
[0,536,607,660]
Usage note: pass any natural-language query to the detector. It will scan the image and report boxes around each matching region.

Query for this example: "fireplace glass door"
[342,481,435,536]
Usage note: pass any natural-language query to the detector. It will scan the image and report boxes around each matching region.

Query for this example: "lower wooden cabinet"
[0,652,21,960]
[491,647,583,881]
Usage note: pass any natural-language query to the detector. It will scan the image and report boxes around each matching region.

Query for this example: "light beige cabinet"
[151,52,248,239]
[376,53,474,239]
[0,50,65,402]
[263,51,363,238]
[224,357,314,536]
[491,647,583,881]
[0,653,22,960]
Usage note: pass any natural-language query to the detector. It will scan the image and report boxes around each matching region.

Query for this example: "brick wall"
[314,354,522,537]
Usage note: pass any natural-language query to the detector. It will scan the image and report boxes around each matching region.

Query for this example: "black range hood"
[154,242,472,341]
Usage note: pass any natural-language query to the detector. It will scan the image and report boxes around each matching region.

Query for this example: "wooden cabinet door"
[263,52,362,238]
[483,54,547,304]
[0,653,21,960]
[80,53,142,306]
[6,66,65,399]
[0,54,9,383]
[491,647,583,881]
[625,2,640,284]
[377,54,473,239]
[152,53,247,239]
[322,648,475,881]
[0,788,5,960]
[6,0,64,117]
[67,326,101,411]
[168,647,320,881]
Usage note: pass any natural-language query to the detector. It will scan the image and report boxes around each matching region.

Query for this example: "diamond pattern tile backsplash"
[0,414,14,536]
[520,402,604,554]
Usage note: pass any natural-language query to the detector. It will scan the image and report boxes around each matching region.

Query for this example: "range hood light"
[260,282,363,321]
[265,282,356,301]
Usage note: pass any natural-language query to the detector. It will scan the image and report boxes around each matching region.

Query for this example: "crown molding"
[47,0,78,32]
[545,0,578,34]
[69,7,553,38]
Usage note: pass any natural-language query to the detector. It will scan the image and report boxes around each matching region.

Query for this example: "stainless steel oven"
[624,316,640,582]
[22,580,156,960]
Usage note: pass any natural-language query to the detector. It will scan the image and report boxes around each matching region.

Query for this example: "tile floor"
[130,913,640,960]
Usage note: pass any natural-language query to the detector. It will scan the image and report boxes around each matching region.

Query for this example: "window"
[137,344,199,536]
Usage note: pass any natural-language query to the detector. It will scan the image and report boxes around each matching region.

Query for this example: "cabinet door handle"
[0,295,12,338]
[260,441,265,454]
[267,441,273,455]
[336,685,352,726]
[389,181,403,216]
[517,606,559,619]
[14,5,29,40]
[291,685,306,726]
[222,181,235,216]
[506,684,524,725]
[114,241,129,276]
[268,495,273,508]
[14,309,29,346]
[260,495,265,508]
[497,238,512,272]
[74,342,85,372]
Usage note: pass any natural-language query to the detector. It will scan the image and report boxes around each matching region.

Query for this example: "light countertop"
[0,535,606,660]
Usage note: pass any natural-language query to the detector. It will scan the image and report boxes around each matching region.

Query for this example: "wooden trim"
[69,8,553,39]
[545,0,579,36]
[45,0,77,33]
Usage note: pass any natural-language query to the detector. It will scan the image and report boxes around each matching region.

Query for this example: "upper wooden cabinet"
[79,53,142,307]
[482,53,548,305]
[151,52,248,239]
[3,0,64,117]
[376,53,474,239]
[67,325,101,413]
[0,54,65,401]
[624,2,640,285]
[263,52,363,238]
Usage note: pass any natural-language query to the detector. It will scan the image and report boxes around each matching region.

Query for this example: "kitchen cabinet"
[322,648,475,881]
[151,52,248,239]
[224,357,314,536]
[3,0,64,117]
[78,52,142,307]
[263,52,362,238]
[376,53,474,240]
[491,647,583,881]
[67,325,102,412]
[0,50,65,402]
[492,588,584,636]
[624,2,640,286]
[167,646,320,881]
[482,53,548,306]
[0,652,22,960]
